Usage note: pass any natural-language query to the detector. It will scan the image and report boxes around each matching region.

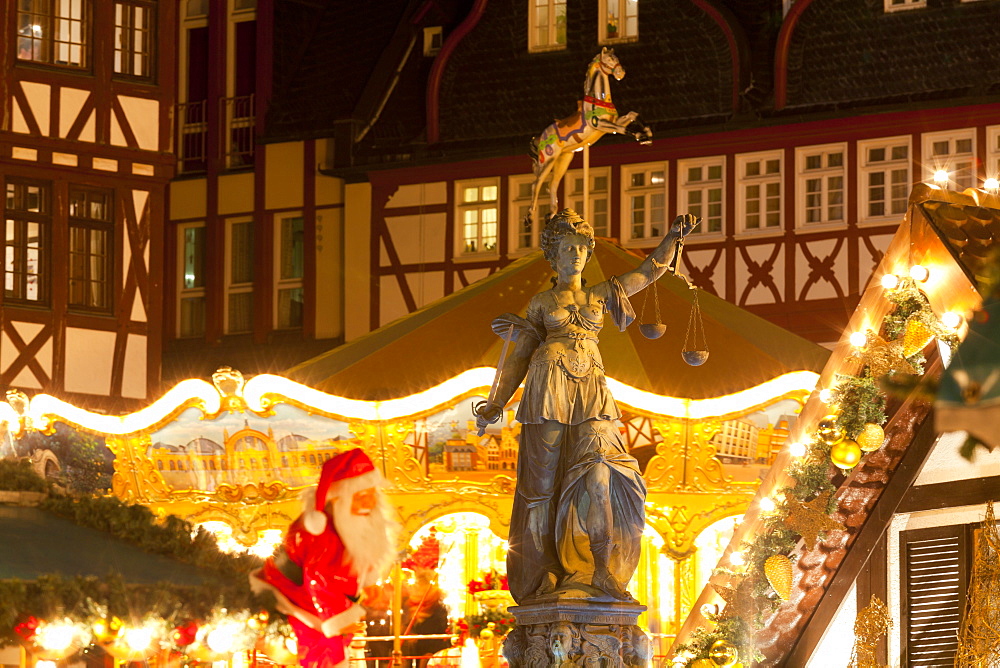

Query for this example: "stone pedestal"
[503,600,651,667]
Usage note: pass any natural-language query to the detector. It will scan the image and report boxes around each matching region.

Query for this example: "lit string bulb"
[849,331,868,348]
[933,170,950,188]
[909,264,929,282]
[759,496,776,513]
[819,388,835,404]
[789,441,807,457]
[984,177,999,192]
[880,273,900,290]
[730,551,745,567]
[942,311,963,330]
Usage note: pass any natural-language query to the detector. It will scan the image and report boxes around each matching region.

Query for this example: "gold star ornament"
[712,576,758,627]
[784,490,845,550]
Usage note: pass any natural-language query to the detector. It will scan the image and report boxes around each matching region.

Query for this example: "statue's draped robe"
[504,277,646,602]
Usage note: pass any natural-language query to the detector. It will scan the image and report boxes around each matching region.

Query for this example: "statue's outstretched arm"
[616,213,700,296]
[474,315,541,430]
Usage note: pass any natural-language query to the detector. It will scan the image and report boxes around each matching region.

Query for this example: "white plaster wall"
[121,334,147,399]
[63,328,115,395]
[386,182,447,208]
[914,430,1000,484]
[735,243,784,305]
[796,237,849,301]
[805,580,856,668]
[384,213,446,264]
[117,95,160,150]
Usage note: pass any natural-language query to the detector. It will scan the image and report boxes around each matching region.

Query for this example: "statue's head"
[541,209,595,271]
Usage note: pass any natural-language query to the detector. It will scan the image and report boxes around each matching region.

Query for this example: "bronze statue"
[475,209,698,603]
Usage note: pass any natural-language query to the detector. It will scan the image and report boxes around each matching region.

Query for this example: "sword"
[474,323,516,436]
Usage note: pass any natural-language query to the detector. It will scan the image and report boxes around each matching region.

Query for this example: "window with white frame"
[275,214,304,329]
[797,144,846,225]
[178,223,206,338]
[737,152,781,232]
[566,167,610,237]
[226,219,254,334]
[987,126,1000,184]
[509,175,550,253]
[529,0,566,52]
[623,163,667,242]
[457,179,499,255]
[599,0,637,43]
[923,130,975,191]
[679,158,724,235]
[884,0,925,10]
[859,137,910,223]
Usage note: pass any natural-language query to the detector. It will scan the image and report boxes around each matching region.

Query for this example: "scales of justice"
[472,49,708,668]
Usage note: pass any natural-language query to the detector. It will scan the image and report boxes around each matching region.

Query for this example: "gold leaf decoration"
[902,317,936,356]
[848,595,891,668]
[851,334,919,378]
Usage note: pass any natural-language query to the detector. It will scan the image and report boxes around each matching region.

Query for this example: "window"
[226,220,254,333]
[275,214,304,329]
[923,130,975,191]
[4,179,49,305]
[988,126,1000,185]
[224,18,256,168]
[797,144,846,226]
[457,180,499,255]
[114,1,154,80]
[68,187,113,312]
[900,524,969,666]
[185,0,208,17]
[178,223,206,338]
[566,167,610,237]
[16,0,89,68]
[529,0,566,52]
[859,137,910,223]
[623,163,667,242]
[679,158,724,235]
[884,0,925,10]
[599,0,637,43]
[737,152,781,233]
[509,175,551,253]
[423,26,442,56]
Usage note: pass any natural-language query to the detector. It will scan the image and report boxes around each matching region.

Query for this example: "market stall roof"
[672,184,1000,664]
[288,239,829,401]
[0,505,213,585]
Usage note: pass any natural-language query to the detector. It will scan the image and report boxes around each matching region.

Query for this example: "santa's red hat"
[303,448,376,535]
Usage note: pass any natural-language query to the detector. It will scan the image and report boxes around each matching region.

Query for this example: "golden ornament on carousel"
[830,439,863,469]
[816,415,844,445]
[763,554,793,601]
[902,317,936,357]
[92,616,122,644]
[708,638,739,667]
[856,423,885,452]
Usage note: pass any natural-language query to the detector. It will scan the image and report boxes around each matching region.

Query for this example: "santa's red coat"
[251,516,364,668]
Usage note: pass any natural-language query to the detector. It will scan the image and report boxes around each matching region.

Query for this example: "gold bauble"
[903,318,935,357]
[691,659,717,668]
[830,439,863,469]
[819,428,845,446]
[856,423,885,452]
[708,639,739,667]
[763,554,793,601]
[816,415,839,437]
[258,635,299,666]
[92,616,122,644]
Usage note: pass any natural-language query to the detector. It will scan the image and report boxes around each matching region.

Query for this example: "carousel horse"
[527,48,652,222]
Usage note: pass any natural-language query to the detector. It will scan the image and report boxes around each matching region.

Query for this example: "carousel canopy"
[288,239,829,401]
[0,506,213,585]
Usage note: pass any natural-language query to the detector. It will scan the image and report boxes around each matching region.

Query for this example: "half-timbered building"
[0,0,175,410]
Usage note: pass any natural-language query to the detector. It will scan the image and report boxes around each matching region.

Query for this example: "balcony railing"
[223,94,255,169]
[175,95,256,174]
[177,100,207,173]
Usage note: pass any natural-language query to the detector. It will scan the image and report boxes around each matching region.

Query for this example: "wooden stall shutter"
[900,524,970,666]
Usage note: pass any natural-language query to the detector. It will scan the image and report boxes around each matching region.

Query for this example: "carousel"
[0,230,826,667]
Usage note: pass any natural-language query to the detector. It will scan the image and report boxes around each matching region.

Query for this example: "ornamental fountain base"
[502,600,650,667]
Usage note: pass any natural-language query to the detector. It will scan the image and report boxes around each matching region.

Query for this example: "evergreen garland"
[833,374,887,440]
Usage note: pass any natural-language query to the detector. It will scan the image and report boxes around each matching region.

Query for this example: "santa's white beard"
[332,493,398,586]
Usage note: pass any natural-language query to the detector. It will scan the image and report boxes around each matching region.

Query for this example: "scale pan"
[639,323,667,339]
[682,350,709,366]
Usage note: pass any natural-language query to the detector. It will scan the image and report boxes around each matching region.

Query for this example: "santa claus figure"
[252,448,399,668]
